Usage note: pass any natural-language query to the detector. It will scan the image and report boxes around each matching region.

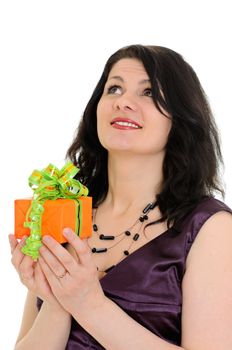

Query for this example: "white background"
[0,1,231,348]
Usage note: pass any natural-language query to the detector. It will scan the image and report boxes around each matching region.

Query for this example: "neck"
[102,152,164,216]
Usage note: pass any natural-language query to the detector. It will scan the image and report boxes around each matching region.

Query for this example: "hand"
[38,228,107,317]
[9,234,61,308]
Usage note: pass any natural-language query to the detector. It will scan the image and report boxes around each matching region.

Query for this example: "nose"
[113,92,138,112]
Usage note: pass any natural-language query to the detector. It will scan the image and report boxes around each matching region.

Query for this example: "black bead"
[149,201,157,210]
[139,216,144,222]
[143,215,148,220]
[99,234,115,240]
[143,203,152,213]
[125,230,131,236]
[93,224,98,231]
[92,247,107,253]
[104,265,115,273]
[133,233,140,241]
[124,250,129,256]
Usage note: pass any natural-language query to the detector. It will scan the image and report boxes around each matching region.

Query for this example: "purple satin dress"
[37,197,232,349]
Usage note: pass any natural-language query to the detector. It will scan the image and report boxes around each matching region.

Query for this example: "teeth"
[114,121,140,128]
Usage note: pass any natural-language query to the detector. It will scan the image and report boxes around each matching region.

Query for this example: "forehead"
[108,58,148,80]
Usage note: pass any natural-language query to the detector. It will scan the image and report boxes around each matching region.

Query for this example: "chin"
[106,145,134,153]
[100,137,134,151]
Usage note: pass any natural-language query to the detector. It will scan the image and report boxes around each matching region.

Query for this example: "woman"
[9,44,232,349]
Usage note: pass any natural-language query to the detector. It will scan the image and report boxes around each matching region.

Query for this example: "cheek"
[96,101,101,123]
[96,99,108,125]
[157,118,172,142]
[162,118,172,136]
[146,114,172,149]
[160,120,172,148]
[157,106,172,132]
[96,102,104,132]
[96,101,109,145]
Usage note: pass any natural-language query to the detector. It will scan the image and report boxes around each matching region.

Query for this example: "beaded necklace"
[87,201,158,273]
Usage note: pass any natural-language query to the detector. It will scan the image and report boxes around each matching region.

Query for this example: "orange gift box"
[15,197,92,243]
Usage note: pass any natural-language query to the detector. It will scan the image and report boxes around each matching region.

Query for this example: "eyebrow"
[108,76,151,84]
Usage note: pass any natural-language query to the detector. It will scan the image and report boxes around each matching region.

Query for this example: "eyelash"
[107,85,121,94]
[106,85,153,97]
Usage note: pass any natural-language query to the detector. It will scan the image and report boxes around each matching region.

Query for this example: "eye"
[106,85,122,95]
[143,88,153,97]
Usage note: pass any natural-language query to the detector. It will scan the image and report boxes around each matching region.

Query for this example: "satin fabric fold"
[37,197,232,349]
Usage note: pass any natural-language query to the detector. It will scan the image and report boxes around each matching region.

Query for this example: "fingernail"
[42,235,51,243]
[63,228,72,237]
[21,236,28,243]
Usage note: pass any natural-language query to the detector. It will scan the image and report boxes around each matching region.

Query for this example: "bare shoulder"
[186,210,232,266]
[181,210,232,349]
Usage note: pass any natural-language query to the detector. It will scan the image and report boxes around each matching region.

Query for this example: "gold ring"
[57,271,67,279]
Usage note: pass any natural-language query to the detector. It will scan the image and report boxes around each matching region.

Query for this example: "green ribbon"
[21,161,88,260]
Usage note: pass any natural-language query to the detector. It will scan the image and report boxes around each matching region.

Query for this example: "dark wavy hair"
[66,44,224,226]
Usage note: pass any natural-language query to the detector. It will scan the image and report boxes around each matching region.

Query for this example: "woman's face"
[96,58,172,156]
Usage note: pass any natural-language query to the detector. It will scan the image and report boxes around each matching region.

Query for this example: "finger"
[36,260,49,282]
[40,237,75,276]
[19,255,36,280]
[63,228,93,267]
[38,255,62,287]
[36,258,52,286]
[11,236,28,268]
[65,242,81,264]
[8,234,18,254]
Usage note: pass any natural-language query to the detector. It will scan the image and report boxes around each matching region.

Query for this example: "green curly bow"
[22,161,88,260]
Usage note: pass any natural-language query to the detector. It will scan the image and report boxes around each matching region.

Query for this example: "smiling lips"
[110,118,142,130]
